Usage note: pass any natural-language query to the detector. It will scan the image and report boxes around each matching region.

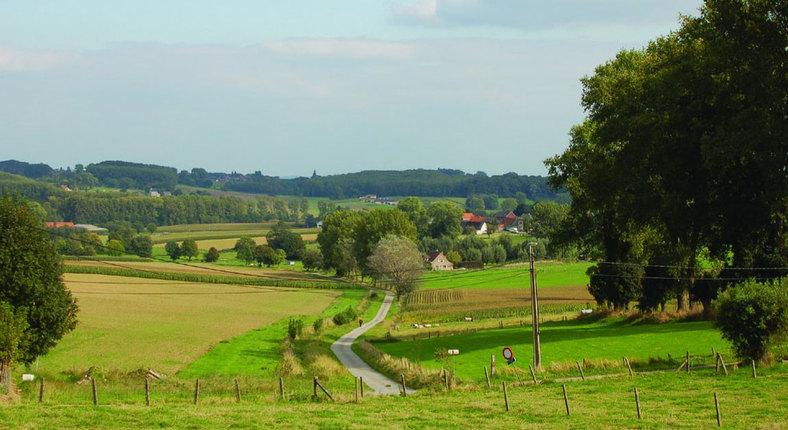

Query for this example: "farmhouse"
[494,211,518,231]
[424,251,453,271]
[461,212,487,235]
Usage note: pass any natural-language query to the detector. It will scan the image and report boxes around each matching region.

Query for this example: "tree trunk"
[0,360,11,394]
[677,289,688,311]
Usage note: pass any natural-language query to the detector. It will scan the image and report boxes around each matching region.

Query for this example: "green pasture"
[5,367,785,428]
[179,289,373,378]
[373,317,730,381]
[420,261,592,290]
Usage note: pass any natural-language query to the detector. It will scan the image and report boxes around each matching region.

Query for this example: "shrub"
[332,306,358,326]
[714,278,788,361]
[287,318,304,340]
[203,247,220,263]
[312,318,324,334]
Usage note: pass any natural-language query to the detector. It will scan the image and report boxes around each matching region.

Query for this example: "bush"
[203,247,220,263]
[332,306,359,326]
[714,278,787,361]
[312,318,324,334]
[287,318,304,340]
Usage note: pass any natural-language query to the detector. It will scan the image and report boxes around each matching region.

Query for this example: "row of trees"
[221,169,564,200]
[546,0,786,313]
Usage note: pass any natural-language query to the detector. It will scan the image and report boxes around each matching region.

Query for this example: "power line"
[592,260,788,271]
[590,273,775,282]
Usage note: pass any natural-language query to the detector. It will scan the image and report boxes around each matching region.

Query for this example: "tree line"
[0,172,309,226]
[545,0,786,314]
[1,160,566,201]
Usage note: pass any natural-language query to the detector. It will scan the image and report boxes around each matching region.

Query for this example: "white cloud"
[264,38,415,60]
[0,48,79,72]
[393,0,439,22]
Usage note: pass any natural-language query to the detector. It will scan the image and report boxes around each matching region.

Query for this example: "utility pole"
[529,244,542,369]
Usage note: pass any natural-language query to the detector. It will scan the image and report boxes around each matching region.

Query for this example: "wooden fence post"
[634,387,641,419]
[443,370,450,391]
[624,357,633,377]
[576,361,585,381]
[751,360,757,378]
[145,378,150,406]
[313,376,318,398]
[193,379,200,405]
[686,351,690,373]
[714,392,721,427]
[279,377,285,400]
[502,381,510,412]
[234,379,241,402]
[528,364,537,384]
[490,354,496,377]
[562,384,570,416]
[400,374,407,397]
[717,353,728,376]
[38,377,45,403]
[355,377,359,403]
[313,377,334,401]
[91,377,98,406]
[484,366,491,389]
[360,377,364,398]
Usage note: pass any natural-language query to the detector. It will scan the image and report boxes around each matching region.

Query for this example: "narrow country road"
[330,291,415,395]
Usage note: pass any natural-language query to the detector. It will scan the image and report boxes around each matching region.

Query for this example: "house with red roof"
[461,212,488,235]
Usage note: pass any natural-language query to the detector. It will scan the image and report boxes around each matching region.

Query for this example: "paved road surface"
[330,291,415,395]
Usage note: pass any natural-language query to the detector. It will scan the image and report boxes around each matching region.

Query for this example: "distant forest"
[0,160,565,201]
[0,172,308,226]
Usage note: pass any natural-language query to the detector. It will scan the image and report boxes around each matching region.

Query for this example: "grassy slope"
[4,369,785,428]
[420,261,592,290]
[37,274,338,377]
[179,289,369,378]
[373,317,730,381]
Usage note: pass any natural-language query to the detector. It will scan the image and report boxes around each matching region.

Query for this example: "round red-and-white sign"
[502,347,514,360]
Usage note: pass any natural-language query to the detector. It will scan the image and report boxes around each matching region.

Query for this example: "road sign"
[502,347,516,365]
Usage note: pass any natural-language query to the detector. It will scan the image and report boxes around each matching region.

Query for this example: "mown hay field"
[37,273,339,376]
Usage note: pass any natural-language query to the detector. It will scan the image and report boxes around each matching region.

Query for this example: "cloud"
[392,0,701,30]
[263,38,415,61]
[393,0,439,23]
[0,48,79,72]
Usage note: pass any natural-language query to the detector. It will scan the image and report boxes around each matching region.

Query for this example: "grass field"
[150,223,318,245]
[372,317,731,381]
[4,368,785,428]
[420,261,592,291]
[179,289,372,379]
[37,273,339,377]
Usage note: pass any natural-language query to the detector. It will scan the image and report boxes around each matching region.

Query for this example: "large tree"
[266,222,305,260]
[352,209,417,274]
[0,195,78,386]
[368,235,424,297]
[546,0,787,311]
[427,201,463,238]
[317,210,362,277]
[397,197,429,237]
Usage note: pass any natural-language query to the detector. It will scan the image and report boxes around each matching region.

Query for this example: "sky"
[0,0,703,177]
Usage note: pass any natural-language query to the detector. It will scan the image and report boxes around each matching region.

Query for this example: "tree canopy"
[0,195,78,366]
[545,0,787,311]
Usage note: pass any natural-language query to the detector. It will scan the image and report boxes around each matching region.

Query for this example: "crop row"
[64,265,359,290]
